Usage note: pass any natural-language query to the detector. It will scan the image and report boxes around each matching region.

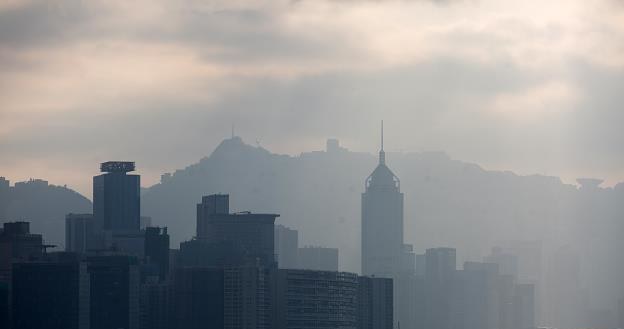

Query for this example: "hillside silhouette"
[0,178,92,248]
[141,137,624,314]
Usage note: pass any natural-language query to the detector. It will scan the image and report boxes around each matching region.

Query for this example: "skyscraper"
[93,161,140,233]
[362,122,417,328]
[361,122,404,278]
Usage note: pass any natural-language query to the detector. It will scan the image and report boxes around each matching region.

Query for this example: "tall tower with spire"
[361,121,404,278]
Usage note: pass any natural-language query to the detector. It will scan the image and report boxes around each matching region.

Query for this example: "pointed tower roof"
[365,121,400,191]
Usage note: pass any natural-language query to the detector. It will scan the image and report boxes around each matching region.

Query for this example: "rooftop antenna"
[379,120,386,165]
[381,120,384,151]
[231,124,235,139]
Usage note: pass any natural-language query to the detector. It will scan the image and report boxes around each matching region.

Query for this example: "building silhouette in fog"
[0,222,43,283]
[358,276,394,329]
[196,194,279,267]
[11,253,89,329]
[298,246,339,272]
[172,267,224,329]
[618,297,624,329]
[361,124,404,278]
[93,161,140,233]
[65,213,94,254]
[276,269,359,329]
[144,227,169,281]
[274,225,298,269]
[425,247,457,329]
[361,123,416,328]
[88,255,140,329]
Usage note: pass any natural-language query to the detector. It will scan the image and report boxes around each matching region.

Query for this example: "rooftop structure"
[100,161,135,173]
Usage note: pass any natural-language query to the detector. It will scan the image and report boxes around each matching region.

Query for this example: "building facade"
[297,246,339,272]
[358,276,394,329]
[12,255,90,329]
[196,194,279,267]
[93,161,140,234]
[274,225,299,269]
[276,269,359,329]
[88,255,140,329]
[65,213,94,254]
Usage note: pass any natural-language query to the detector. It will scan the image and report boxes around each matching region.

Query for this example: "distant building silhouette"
[144,227,169,281]
[358,276,394,329]
[196,194,279,267]
[0,222,43,282]
[274,225,298,269]
[276,269,359,329]
[93,161,140,233]
[11,253,89,329]
[425,247,457,329]
[361,122,415,328]
[65,213,94,254]
[88,255,140,329]
[297,246,339,271]
[361,124,403,278]
[619,297,624,329]
[140,276,170,329]
[172,267,224,329]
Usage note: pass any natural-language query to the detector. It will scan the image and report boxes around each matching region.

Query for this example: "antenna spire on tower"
[379,120,386,165]
[381,120,384,151]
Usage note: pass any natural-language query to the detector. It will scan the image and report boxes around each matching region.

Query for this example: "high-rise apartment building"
[358,276,394,329]
[11,254,90,329]
[144,227,169,281]
[88,255,140,329]
[276,269,359,329]
[196,194,279,267]
[65,213,94,254]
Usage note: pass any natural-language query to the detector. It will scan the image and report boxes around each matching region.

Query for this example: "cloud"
[0,0,623,195]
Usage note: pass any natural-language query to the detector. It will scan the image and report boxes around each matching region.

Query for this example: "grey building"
[361,135,403,279]
[88,255,140,329]
[358,276,394,329]
[172,267,224,329]
[144,227,169,281]
[514,283,535,329]
[0,222,43,283]
[619,297,624,329]
[424,247,457,329]
[172,265,277,329]
[196,194,279,267]
[65,213,94,254]
[274,225,299,269]
[224,265,277,329]
[93,161,140,234]
[276,269,359,329]
[361,125,415,328]
[12,254,90,329]
[298,246,339,272]
[140,277,170,329]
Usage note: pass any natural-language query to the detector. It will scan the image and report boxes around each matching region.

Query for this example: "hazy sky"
[1,0,623,197]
